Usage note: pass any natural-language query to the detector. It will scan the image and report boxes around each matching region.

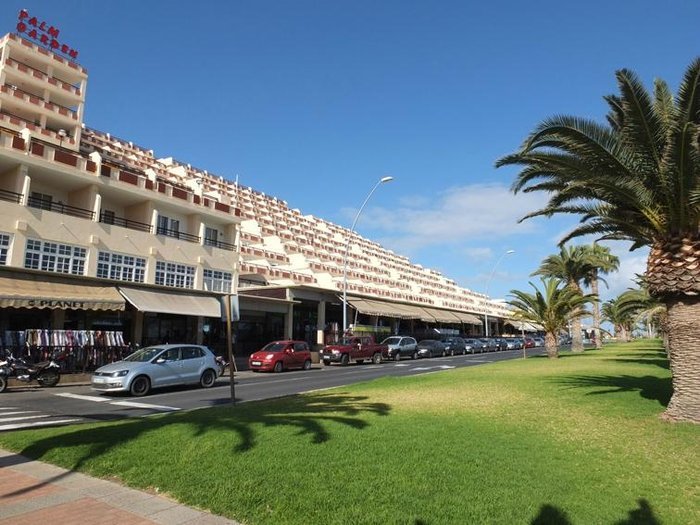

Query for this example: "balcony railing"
[99,212,152,233]
[0,188,22,204]
[203,238,236,251]
[156,226,201,244]
[27,196,94,220]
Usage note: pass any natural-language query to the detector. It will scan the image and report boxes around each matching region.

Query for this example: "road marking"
[110,401,180,411]
[55,393,109,402]
[411,365,456,371]
[0,407,19,411]
[0,419,81,431]
[0,414,50,423]
[0,411,41,417]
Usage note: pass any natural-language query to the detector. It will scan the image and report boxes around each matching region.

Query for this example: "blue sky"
[5,1,699,303]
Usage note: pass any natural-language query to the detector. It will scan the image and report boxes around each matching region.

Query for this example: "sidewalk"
[0,449,241,525]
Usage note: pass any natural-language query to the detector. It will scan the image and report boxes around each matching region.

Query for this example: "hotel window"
[155,261,195,289]
[156,215,180,237]
[97,251,146,283]
[29,191,53,211]
[24,239,86,275]
[203,269,232,293]
[0,233,11,265]
[204,226,219,247]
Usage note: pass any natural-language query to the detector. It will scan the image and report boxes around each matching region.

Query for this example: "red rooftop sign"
[15,9,79,60]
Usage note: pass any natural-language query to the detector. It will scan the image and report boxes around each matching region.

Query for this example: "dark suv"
[442,337,467,356]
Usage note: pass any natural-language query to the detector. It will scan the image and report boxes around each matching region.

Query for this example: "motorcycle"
[0,353,62,393]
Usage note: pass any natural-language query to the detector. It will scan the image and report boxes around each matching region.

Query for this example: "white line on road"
[0,411,40,416]
[0,419,81,431]
[110,401,181,411]
[0,414,50,423]
[55,393,109,402]
[0,407,19,411]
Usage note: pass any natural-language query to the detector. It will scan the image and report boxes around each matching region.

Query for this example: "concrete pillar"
[285,303,294,339]
[132,311,144,345]
[196,316,204,344]
[316,300,326,345]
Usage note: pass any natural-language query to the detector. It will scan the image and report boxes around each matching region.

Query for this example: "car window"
[160,348,180,362]
[181,347,203,359]
[294,343,308,352]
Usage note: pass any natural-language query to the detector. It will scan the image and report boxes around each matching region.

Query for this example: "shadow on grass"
[555,374,671,406]
[610,358,669,370]
[530,499,659,525]
[8,392,390,497]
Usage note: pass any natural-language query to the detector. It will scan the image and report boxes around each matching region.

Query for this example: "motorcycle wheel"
[0,375,7,393]
[38,370,60,387]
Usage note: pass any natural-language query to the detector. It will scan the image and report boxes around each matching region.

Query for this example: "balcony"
[99,211,152,233]
[27,195,94,220]
[156,226,200,244]
[203,238,236,251]
[0,188,22,204]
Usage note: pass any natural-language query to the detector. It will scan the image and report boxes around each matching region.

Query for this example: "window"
[101,209,115,225]
[156,214,180,237]
[0,233,10,265]
[96,251,146,282]
[24,238,86,275]
[203,268,232,293]
[181,347,203,359]
[204,227,219,247]
[29,192,52,211]
[155,261,195,289]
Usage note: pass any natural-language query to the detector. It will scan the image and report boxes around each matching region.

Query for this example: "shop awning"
[450,311,482,325]
[505,320,542,331]
[345,297,415,319]
[119,287,222,317]
[421,307,460,324]
[0,274,124,310]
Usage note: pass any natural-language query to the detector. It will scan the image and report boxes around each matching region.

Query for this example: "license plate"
[251,361,262,366]
[92,376,107,384]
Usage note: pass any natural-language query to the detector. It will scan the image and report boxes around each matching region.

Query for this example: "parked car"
[494,338,509,351]
[480,338,497,352]
[249,340,312,372]
[416,339,445,358]
[91,344,219,397]
[321,335,389,366]
[442,337,467,356]
[381,336,418,361]
[533,337,545,347]
[505,338,519,350]
[524,337,536,348]
[463,338,480,354]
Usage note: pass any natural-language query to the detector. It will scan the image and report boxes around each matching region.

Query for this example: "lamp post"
[342,176,393,335]
[484,249,515,338]
[57,128,67,149]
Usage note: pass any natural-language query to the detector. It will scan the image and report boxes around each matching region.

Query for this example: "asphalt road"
[0,348,540,432]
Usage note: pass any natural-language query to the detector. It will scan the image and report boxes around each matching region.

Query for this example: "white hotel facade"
[0,28,517,361]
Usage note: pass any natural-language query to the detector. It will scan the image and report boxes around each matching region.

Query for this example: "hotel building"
[0,26,518,364]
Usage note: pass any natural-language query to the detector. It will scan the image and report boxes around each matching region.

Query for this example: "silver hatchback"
[91,344,219,396]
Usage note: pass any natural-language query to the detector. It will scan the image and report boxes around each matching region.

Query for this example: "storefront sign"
[26,299,87,309]
[15,9,79,60]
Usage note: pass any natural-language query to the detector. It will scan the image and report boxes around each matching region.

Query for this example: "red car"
[524,337,536,348]
[248,340,312,372]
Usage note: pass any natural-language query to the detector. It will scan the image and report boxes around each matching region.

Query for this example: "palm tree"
[617,287,667,342]
[496,59,700,423]
[532,245,593,353]
[601,298,635,342]
[582,244,620,349]
[508,277,594,359]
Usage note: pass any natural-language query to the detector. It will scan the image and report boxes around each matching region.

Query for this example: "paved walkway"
[0,449,241,525]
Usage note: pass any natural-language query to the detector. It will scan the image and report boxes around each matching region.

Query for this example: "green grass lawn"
[1,340,698,524]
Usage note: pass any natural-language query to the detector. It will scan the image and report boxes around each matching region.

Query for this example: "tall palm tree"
[601,298,635,342]
[508,277,594,359]
[617,287,667,343]
[582,244,620,349]
[496,59,700,423]
[532,245,593,353]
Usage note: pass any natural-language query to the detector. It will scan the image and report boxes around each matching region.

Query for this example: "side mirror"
[285,348,293,354]
[155,357,166,364]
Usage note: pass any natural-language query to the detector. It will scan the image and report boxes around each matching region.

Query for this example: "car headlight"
[332,349,340,354]
[265,353,275,360]
[110,370,129,378]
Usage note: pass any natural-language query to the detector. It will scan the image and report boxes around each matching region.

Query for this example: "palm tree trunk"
[544,332,558,359]
[570,281,585,353]
[590,274,602,349]
[663,299,700,423]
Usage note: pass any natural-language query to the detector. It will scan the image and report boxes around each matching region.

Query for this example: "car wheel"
[394,352,401,362]
[450,349,455,356]
[130,375,150,397]
[340,354,349,366]
[200,369,216,388]
[303,359,312,371]
[441,350,446,357]
[372,353,382,365]
[0,375,7,393]
[412,351,418,360]
[273,361,283,373]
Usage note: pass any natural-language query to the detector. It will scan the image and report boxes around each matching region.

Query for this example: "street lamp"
[342,176,393,335]
[484,249,515,338]
[57,128,67,149]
